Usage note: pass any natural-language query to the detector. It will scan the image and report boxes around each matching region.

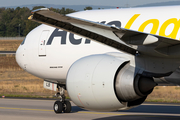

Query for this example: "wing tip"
[31,8,49,14]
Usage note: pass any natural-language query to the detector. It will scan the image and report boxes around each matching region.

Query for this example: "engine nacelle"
[67,54,156,111]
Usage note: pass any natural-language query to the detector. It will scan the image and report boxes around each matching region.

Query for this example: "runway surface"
[0,98,180,120]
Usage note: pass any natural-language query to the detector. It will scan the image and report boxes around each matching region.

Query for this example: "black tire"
[53,101,63,113]
[63,100,71,113]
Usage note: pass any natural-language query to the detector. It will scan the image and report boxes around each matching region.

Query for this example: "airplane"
[15,5,180,113]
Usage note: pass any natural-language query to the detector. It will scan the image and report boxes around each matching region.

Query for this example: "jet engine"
[66,54,156,111]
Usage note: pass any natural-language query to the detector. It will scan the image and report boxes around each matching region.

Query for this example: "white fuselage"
[16,6,180,84]
[16,24,120,83]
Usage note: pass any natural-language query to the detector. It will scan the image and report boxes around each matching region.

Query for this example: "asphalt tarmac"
[0,98,180,120]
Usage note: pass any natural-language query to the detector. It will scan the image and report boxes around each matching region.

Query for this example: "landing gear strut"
[53,85,71,113]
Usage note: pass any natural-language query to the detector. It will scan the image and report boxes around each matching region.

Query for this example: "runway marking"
[77,111,126,116]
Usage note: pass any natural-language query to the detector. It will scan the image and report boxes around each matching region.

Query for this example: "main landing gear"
[53,85,71,113]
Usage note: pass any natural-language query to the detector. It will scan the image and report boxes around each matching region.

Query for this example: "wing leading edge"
[29,8,180,58]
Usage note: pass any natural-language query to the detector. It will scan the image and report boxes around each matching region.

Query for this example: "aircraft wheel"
[54,101,63,113]
[63,100,71,113]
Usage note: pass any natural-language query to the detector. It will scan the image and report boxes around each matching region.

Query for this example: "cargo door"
[39,30,49,57]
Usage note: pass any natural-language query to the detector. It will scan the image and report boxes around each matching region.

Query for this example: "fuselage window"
[21,38,26,45]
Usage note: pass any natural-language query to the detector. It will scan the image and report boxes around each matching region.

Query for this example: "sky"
[0,0,177,7]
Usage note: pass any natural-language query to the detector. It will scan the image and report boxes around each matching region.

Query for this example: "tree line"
[0,6,92,37]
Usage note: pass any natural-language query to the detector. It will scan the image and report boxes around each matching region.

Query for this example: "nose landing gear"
[53,86,71,113]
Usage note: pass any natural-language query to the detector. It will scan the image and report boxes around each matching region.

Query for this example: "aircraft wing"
[29,8,180,58]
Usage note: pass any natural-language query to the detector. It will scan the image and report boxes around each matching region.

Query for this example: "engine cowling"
[66,54,156,111]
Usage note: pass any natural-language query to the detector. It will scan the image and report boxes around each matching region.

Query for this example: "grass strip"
[146,99,180,103]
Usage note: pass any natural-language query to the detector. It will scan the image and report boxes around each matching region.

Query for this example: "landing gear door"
[39,30,49,57]
[43,80,57,91]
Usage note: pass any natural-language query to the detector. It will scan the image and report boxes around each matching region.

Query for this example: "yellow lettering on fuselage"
[125,14,180,39]
[159,18,180,39]
[125,14,140,29]
[138,19,159,34]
